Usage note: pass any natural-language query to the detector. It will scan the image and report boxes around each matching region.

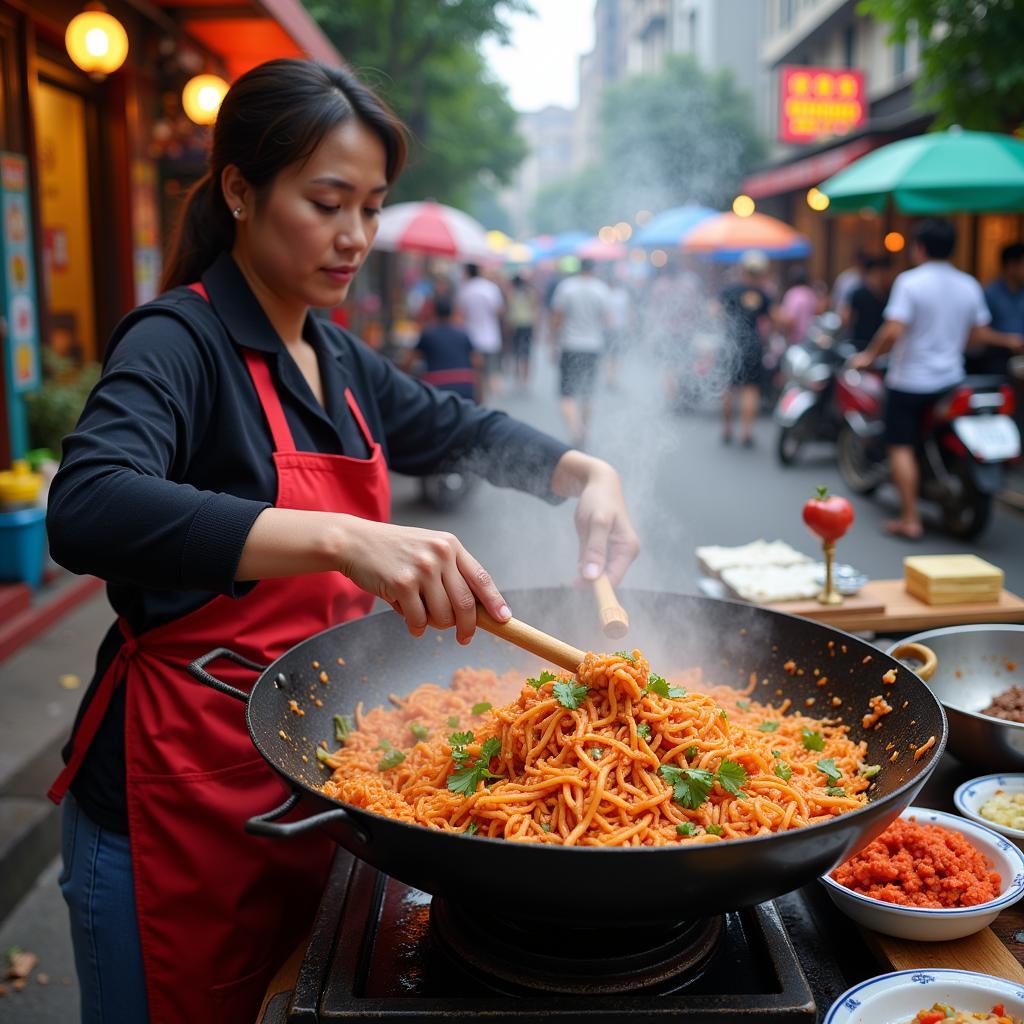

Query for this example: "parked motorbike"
[773,312,849,464]
[835,369,1021,539]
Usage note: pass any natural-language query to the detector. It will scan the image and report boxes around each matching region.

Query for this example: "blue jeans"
[59,793,149,1023]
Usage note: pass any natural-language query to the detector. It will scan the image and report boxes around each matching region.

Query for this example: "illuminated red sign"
[779,67,866,144]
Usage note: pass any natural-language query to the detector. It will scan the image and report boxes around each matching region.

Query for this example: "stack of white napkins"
[696,540,820,603]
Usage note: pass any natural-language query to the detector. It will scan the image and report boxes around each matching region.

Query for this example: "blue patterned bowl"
[955,773,1024,849]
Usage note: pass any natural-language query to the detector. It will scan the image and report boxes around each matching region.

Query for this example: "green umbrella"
[819,128,1024,213]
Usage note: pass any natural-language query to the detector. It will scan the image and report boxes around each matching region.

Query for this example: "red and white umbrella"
[374,201,490,261]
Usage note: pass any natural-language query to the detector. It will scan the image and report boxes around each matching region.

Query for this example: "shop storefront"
[0,0,341,466]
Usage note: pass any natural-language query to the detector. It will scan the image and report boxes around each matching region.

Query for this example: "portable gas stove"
[261,844,882,1023]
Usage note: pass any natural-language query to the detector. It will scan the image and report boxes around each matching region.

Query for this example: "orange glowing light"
[884,231,905,253]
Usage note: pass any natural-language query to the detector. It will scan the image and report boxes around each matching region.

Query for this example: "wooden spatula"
[475,608,585,674]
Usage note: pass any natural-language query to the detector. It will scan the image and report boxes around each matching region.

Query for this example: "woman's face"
[240,118,388,308]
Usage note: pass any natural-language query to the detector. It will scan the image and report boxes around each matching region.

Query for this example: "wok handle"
[245,791,368,845]
[475,607,585,673]
[187,647,267,703]
[592,573,629,640]
[891,641,939,682]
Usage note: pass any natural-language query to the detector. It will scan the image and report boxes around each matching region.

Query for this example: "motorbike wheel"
[836,424,884,495]
[421,471,476,512]
[776,424,804,466]
[941,466,992,540]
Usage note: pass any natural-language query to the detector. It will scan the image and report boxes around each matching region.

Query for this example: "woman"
[46,59,638,1024]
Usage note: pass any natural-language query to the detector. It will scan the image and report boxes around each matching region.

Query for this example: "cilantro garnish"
[479,737,501,761]
[736,700,751,711]
[378,748,406,771]
[816,758,842,784]
[719,709,728,719]
[685,745,699,759]
[447,716,460,729]
[636,722,652,740]
[541,822,551,832]
[377,738,392,750]
[553,679,589,710]
[771,749,782,758]
[410,722,429,741]
[676,822,697,836]
[758,721,779,732]
[589,747,605,761]
[645,674,686,699]
[716,759,748,798]
[446,736,502,796]
[860,764,881,779]
[448,730,474,748]
[471,702,492,716]
[774,761,793,782]
[466,822,478,835]
[825,787,847,797]
[316,746,332,765]
[705,823,724,837]
[659,764,715,809]
[614,650,636,663]
[526,670,556,689]
[801,728,825,751]
[333,714,352,744]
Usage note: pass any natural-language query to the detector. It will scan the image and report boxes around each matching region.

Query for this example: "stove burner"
[430,898,724,995]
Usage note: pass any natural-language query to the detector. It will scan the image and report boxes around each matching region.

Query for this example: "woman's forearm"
[550,449,616,498]
[235,507,347,581]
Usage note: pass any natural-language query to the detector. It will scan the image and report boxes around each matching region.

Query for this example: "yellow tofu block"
[904,554,1004,605]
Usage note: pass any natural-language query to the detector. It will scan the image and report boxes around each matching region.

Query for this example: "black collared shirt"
[49,252,569,833]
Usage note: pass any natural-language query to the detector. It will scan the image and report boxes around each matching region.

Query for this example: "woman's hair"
[161,59,407,292]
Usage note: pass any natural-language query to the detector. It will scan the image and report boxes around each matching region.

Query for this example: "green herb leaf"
[316,746,333,766]
[378,748,406,771]
[447,716,460,729]
[553,680,589,710]
[466,822,478,835]
[645,673,685,699]
[801,728,825,751]
[774,761,793,782]
[589,747,605,761]
[479,736,501,762]
[526,670,557,689]
[446,757,501,796]
[448,730,474,748]
[705,823,724,836]
[736,700,751,711]
[659,764,715,810]
[860,764,881,779]
[615,650,636,663]
[675,822,697,836]
[410,722,429,741]
[825,786,847,797]
[758,721,779,732]
[377,738,392,750]
[636,722,652,740]
[333,714,352,744]
[685,745,699,759]
[471,702,493,716]
[541,822,551,832]
[816,758,842,784]
[719,709,728,720]
[716,759,748,797]
[771,750,782,758]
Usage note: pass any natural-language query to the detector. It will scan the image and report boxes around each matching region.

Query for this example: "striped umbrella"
[630,205,717,248]
[682,212,810,262]
[374,201,490,260]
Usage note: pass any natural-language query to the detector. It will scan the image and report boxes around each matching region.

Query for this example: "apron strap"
[242,350,297,454]
[344,388,378,451]
[48,619,138,804]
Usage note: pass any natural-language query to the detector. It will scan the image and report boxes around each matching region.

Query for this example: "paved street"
[1,351,1022,1022]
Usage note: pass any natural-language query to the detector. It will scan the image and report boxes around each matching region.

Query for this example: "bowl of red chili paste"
[820,807,1024,940]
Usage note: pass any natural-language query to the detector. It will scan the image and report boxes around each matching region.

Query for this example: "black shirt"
[847,284,887,349]
[49,252,569,833]
[416,323,476,400]
[718,283,771,349]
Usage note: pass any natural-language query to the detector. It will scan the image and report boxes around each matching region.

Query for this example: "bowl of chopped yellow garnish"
[955,773,1024,849]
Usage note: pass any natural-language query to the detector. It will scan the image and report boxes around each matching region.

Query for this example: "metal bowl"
[889,624,1024,771]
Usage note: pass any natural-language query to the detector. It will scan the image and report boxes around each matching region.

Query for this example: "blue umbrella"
[631,205,717,248]
[703,241,811,263]
[547,231,590,258]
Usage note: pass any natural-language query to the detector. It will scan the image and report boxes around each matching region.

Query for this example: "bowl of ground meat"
[888,625,1024,772]
[820,806,1024,940]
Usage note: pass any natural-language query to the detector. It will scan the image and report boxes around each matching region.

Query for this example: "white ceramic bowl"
[955,773,1024,849]
[825,968,1024,1024]
[820,806,1024,941]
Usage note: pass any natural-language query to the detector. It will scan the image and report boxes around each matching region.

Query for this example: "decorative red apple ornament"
[802,486,854,606]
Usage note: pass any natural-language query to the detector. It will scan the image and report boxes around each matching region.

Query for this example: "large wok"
[188,588,946,925]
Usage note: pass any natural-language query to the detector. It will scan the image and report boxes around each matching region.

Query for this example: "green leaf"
[801,728,825,752]
[636,722,652,740]
[316,746,333,766]
[669,686,687,698]
[659,764,715,810]
[860,764,882,779]
[719,709,728,720]
[553,680,589,710]
[479,736,501,761]
[541,822,552,832]
[333,714,352,744]
[825,786,847,798]
[377,738,392,750]
[774,761,793,782]
[448,730,474,748]
[645,674,685,699]
[410,722,429,741]
[614,650,636,662]
[378,748,406,771]
[685,746,699,760]
[705,823,724,836]
[758,721,779,732]
[589,747,605,761]
[526,670,556,689]
[771,750,782,758]
[447,716,460,729]
[736,700,751,711]
[716,759,748,797]
[675,822,697,836]
[816,758,842,784]
[466,822,478,835]
[446,758,500,796]
[471,702,492,716]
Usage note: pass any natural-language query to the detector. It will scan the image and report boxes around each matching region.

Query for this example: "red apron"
[50,284,391,1023]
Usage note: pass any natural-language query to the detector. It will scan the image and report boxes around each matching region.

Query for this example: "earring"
[232,207,243,219]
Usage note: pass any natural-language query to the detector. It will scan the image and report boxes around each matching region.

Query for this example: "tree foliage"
[859,0,1024,131]
[306,0,531,207]
[530,56,763,235]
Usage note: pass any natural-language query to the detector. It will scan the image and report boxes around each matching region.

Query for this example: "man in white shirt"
[850,219,1023,538]
[550,259,612,447]
[454,264,504,399]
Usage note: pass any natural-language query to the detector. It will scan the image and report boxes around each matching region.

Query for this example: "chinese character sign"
[779,67,866,145]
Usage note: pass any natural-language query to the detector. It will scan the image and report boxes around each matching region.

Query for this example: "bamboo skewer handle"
[475,608,586,674]
[592,573,629,639]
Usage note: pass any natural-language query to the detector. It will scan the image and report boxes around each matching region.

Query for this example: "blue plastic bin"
[0,507,47,588]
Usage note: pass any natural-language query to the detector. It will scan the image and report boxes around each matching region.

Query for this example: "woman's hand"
[333,518,509,641]
[551,452,639,585]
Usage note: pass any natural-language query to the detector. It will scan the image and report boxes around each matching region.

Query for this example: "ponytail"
[160,173,235,292]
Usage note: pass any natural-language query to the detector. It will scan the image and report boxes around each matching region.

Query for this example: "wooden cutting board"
[867,926,1024,983]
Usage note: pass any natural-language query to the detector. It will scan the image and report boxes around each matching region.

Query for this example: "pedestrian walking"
[506,274,537,387]
[403,293,480,401]
[454,263,504,400]
[44,58,639,1024]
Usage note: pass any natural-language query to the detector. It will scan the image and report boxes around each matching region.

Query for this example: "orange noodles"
[321,650,871,846]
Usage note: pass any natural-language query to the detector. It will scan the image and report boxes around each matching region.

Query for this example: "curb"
[0,575,103,664]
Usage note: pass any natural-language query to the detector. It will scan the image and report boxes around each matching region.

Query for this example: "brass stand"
[817,540,844,606]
